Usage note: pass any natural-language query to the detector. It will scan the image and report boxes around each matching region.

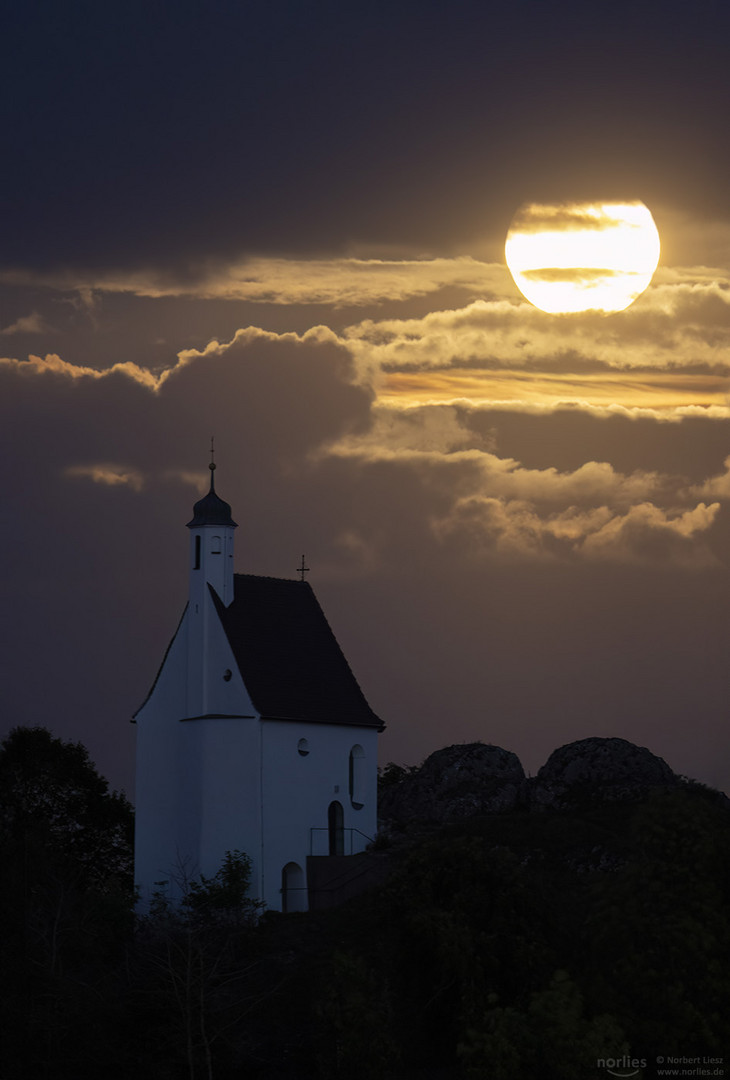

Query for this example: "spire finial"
[187,440,236,529]
[209,436,216,490]
[297,555,310,582]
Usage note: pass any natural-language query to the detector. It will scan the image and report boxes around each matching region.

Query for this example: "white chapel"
[133,462,384,912]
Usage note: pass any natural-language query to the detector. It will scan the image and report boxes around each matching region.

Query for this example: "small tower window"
[297,738,310,757]
[194,535,201,569]
[349,745,365,809]
[211,535,221,554]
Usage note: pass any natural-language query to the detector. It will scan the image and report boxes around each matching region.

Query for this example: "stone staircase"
[307,851,391,910]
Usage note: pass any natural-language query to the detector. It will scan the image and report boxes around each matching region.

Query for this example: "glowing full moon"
[505,200,660,314]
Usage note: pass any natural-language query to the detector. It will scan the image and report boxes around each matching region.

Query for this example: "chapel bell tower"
[186,460,237,610]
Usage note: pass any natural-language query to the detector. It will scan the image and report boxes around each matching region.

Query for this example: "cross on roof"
[297,555,310,582]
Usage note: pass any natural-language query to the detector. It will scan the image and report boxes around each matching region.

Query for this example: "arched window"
[349,744,365,809]
[211,535,221,554]
[281,861,307,913]
[194,535,201,569]
[297,738,310,757]
[327,800,344,856]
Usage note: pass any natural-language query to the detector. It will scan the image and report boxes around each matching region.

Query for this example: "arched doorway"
[281,861,307,913]
[328,800,344,856]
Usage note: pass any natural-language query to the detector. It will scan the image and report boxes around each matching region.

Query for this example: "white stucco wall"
[259,720,379,910]
[186,579,252,720]
[134,599,261,905]
[134,609,191,902]
[193,715,261,889]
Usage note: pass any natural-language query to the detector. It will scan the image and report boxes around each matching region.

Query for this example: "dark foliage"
[295,784,730,1080]
[3,729,729,1079]
[129,851,269,1079]
[0,726,135,1078]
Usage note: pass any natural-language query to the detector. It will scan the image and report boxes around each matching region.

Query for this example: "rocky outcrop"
[378,737,685,833]
[378,742,525,830]
[528,736,678,810]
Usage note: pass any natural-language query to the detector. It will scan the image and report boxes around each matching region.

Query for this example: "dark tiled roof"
[212,575,384,730]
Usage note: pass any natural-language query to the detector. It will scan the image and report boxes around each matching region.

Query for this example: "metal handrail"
[309,826,374,856]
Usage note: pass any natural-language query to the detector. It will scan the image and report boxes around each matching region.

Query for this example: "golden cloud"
[519,267,625,283]
[342,288,730,375]
[692,456,730,499]
[0,256,509,308]
[579,501,720,564]
[4,275,730,434]
[2,315,724,566]
[432,495,719,565]
[0,327,345,402]
[4,246,730,419]
[327,424,660,508]
[65,463,145,491]
[324,401,723,564]
[378,368,730,412]
[1,353,164,390]
[0,311,50,335]
[508,203,637,235]
[4,266,730,423]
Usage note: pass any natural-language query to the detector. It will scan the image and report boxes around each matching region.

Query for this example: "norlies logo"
[597,1057,647,1078]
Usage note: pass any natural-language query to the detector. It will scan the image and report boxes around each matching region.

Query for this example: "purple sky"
[1,1,729,798]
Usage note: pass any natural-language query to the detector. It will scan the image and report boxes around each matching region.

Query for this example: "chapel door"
[281,861,307,913]
[328,800,344,856]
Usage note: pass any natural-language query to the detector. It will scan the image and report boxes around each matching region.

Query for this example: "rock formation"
[378,742,525,830]
[528,736,678,810]
[378,736,684,832]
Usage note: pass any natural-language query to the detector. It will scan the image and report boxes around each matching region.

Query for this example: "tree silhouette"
[0,726,134,1078]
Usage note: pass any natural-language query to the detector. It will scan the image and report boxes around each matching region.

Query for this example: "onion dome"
[186,464,237,528]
